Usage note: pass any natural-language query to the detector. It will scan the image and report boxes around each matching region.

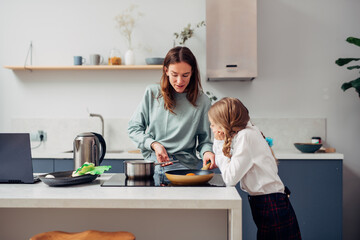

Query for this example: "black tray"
[39,170,98,187]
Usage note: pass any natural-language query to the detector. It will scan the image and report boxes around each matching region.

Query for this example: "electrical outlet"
[30,130,47,142]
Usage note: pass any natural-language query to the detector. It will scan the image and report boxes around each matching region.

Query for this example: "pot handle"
[92,132,106,165]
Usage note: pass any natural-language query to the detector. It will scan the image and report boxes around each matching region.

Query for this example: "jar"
[311,137,321,144]
[108,48,122,65]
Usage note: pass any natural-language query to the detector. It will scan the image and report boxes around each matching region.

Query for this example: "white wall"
[1,0,359,239]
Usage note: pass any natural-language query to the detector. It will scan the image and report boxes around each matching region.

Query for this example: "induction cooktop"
[101,173,226,187]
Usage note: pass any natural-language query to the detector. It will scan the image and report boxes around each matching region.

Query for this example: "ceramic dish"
[145,57,164,65]
[294,143,322,153]
[39,170,98,187]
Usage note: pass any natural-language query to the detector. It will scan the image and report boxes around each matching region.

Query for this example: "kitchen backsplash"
[11,118,134,154]
[11,118,326,155]
[251,118,326,151]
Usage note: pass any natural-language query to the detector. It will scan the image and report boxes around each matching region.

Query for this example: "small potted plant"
[173,21,206,46]
[205,91,218,103]
[335,36,360,98]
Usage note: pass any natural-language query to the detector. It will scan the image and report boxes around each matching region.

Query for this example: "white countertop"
[0,174,241,209]
[0,174,243,240]
[31,150,344,160]
[275,151,343,160]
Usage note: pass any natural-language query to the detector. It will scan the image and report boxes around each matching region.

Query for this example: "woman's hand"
[151,142,173,166]
[203,151,216,170]
[214,131,225,140]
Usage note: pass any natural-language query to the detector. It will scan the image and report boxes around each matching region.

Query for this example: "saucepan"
[165,169,214,186]
[124,160,178,179]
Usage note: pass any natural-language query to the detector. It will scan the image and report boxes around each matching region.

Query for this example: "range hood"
[206,0,257,81]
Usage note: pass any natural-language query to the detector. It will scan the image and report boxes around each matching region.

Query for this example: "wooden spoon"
[201,161,211,170]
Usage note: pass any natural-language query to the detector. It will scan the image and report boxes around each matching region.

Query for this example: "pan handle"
[201,161,211,170]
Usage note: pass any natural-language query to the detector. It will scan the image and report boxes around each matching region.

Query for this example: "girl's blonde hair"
[208,97,249,158]
[208,97,277,163]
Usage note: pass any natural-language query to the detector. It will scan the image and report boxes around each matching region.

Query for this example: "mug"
[74,56,86,65]
[89,54,104,65]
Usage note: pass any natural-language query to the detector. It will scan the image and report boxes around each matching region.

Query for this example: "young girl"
[208,97,302,240]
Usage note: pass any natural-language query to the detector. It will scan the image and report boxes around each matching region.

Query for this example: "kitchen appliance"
[101,173,225,187]
[73,132,106,170]
[206,0,257,81]
[124,160,179,179]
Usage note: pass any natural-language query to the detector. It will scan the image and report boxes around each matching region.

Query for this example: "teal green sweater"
[128,84,213,169]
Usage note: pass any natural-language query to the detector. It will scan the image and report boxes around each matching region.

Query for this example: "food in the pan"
[186,173,196,176]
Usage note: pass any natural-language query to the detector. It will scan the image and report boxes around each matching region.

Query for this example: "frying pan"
[165,169,214,186]
[38,171,98,187]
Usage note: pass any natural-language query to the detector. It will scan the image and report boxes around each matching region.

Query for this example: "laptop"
[0,133,39,183]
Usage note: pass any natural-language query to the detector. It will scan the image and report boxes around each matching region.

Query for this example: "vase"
[124,49,135,65]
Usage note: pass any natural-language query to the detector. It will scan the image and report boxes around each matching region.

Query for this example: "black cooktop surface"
[101,173,226,187]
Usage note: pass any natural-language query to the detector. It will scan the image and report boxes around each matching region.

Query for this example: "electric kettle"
[73,132,106,170]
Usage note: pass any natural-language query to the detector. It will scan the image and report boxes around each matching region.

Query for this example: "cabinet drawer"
[32,159,54,173]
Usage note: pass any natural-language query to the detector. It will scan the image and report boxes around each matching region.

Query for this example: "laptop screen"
[0,133,35,183]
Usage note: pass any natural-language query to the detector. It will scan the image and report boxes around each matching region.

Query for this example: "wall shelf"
[3,65,162,71]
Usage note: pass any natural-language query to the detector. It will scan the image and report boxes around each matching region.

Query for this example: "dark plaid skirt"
[248,188,302,240]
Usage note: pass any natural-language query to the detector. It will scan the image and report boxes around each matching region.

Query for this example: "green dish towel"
[72,162,112,177]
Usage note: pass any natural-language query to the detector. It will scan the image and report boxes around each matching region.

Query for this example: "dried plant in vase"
[115,4,144,50]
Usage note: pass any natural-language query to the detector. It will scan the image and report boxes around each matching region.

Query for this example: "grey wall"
[0,0,359,239]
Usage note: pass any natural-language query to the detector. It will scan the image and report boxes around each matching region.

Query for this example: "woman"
[128,46,215,173]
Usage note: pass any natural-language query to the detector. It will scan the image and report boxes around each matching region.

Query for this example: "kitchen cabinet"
[32,157,343,239]
[101,159,125,173]
[32,158,72,173]
[54,159,73,172]
[3,65,162,71]
[32,159,53,173]
[237,159,343,240]
[33,159,128,173]
[206,0,257,81]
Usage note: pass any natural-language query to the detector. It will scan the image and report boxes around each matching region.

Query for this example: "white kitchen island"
[0,174,242,240]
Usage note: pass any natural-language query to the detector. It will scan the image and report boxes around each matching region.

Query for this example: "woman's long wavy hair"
[208,97,250,158]
[159,46,202,114]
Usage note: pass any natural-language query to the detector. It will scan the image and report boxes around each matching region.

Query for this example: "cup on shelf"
[89,54,104,65]
[74,56,86,66]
